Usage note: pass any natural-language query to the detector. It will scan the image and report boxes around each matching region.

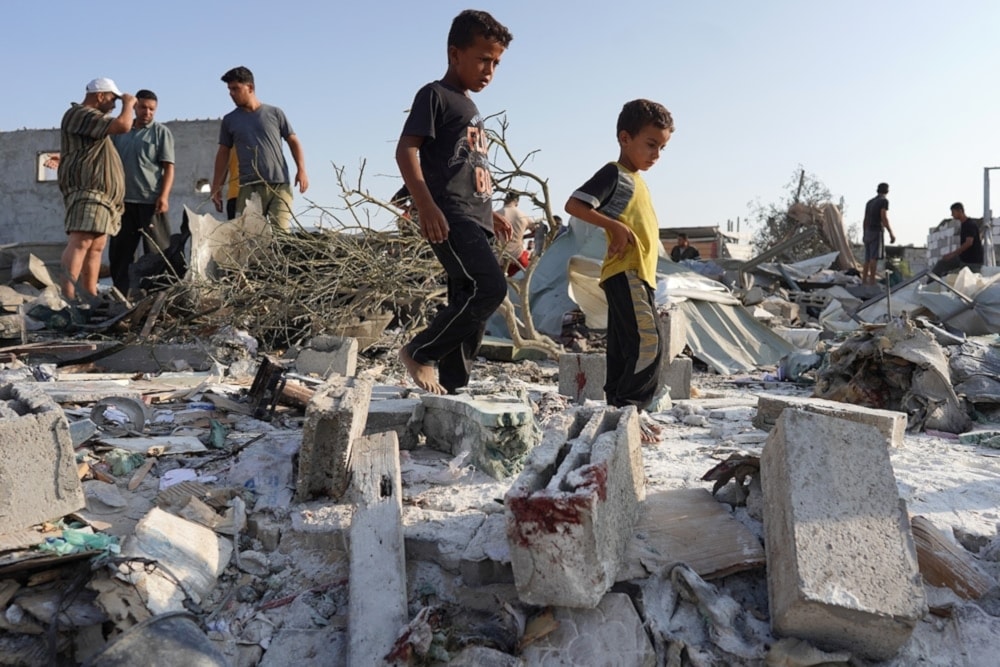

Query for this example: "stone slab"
[0,384,84,533]
[506,407,644,608]
[520,592,654,666]
[420,393,540,480]
[753,394,906,447]
[403,507,485,573]
[761,409,925,660]
[460,512,514,586]
[348,431,406,667]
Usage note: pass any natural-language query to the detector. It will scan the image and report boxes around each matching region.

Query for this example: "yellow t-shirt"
[570,161,660,288]
[226,150,240,200]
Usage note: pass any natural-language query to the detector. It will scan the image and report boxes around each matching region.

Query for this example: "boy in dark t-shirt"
[566,99,675,443]
[396,10,514,395]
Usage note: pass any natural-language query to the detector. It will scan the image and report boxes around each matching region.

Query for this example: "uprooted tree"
[748,166,845,263]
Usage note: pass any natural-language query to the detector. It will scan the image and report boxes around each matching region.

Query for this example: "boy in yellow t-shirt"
[565,99,674,442]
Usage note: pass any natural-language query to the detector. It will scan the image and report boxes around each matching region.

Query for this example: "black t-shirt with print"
[401,81,493,232]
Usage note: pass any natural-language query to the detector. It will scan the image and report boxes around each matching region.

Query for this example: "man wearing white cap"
[58,78,136,300]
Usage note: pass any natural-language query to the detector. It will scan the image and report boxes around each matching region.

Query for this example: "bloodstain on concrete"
[506,462,609,547]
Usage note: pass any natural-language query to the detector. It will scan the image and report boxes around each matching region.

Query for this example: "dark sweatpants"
[109,203,170,295]
[602,270,662,409]
[407,218,507,393]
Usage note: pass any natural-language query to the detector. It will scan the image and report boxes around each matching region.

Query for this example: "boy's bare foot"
[399,345,446,395]
[639,413,663,444]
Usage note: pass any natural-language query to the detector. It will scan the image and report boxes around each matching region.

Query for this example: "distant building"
[660,226,751,261]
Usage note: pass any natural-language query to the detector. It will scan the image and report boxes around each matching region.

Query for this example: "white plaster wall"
[0,119,220,245]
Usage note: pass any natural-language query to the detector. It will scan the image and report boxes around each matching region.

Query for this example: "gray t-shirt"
[111,121,175,204]
[219,104,293,185]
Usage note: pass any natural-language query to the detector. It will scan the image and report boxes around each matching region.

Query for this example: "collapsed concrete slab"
[505,406,644,608]
[419,393,540,480]
[753,394,907,447]
[761,409,925,660]
[519,592,654,666]
[0,383,85,533]
[295,377,373,502]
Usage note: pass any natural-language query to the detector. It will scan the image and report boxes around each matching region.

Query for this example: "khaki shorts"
[236,182,294,231]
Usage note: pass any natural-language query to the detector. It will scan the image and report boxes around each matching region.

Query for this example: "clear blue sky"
[5,0,1000,247]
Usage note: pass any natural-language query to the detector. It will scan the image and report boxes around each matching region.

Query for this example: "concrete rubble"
[2,271,1000,666]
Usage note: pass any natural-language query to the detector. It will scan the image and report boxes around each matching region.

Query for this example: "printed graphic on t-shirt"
[449,114,492,202]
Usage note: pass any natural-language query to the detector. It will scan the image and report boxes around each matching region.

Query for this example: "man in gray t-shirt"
[210,66,308,230]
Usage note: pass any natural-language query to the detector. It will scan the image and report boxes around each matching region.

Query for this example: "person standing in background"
[110,89,174,296]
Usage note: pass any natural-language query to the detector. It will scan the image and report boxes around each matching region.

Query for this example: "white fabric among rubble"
[185,195,273,281]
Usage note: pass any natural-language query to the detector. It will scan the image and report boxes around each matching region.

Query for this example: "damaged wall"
[0,120,220,245]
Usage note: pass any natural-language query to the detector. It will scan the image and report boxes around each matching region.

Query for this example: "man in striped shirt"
[58,78,136,300]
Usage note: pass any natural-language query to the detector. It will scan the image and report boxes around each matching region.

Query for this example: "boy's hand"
[420,205,450,243]
[607,220,634,259]
[492,211,512,243]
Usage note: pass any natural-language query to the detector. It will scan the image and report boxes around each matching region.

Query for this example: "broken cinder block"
[559,352,688,404]
[505,406,645,608]
[761,409,925,660]
[0,383,85,534]
[294,334,358,379]
[295,376,373,501]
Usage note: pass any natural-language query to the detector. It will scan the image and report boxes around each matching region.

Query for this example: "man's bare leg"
[61,232,92,300]
[79,233,108,297]
[399,345,446,395]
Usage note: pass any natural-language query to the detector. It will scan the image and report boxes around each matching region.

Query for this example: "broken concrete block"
[11,253,55,288]
[280,503,352,555]
[753,394,906,447]
[419,393,540,480]
[761,409,925,660]
[658,307,686,362]
[295,376,373,501]
[519,592,654,666]
[363,397,420,450]
[460,512,513,586]
[295,335,357,379]
[557,353,605,403]
[559,351,685,403]
[505,407,644,608]
[348,431,407,667]
[403,507,485,573]
[0,383,85,533]
[119,507,233,614]
[659,357,692,400]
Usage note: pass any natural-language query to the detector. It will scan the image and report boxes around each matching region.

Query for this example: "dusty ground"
[11,335,1000,666]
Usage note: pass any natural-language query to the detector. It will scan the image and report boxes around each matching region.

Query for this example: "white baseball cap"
[86,77,123,97]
